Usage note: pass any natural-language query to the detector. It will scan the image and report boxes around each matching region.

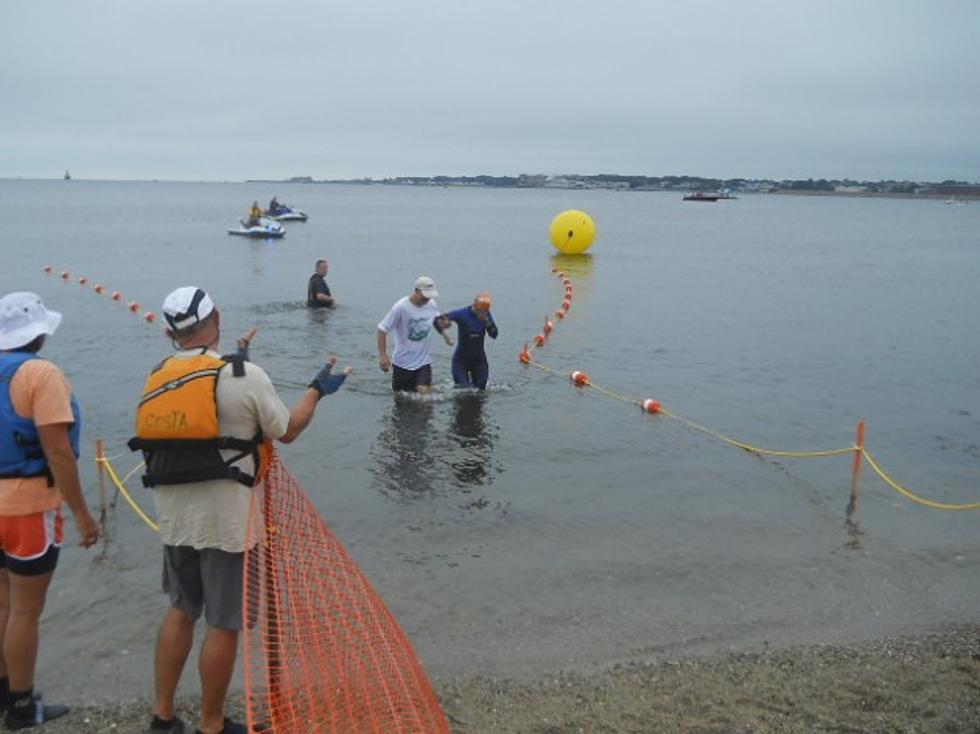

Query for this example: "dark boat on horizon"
[683,191,720,202]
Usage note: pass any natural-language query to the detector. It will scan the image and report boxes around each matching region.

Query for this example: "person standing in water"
[377,276,453,394]
[0,292,101,729]
[307,259,334,309]
[436,292,498,390]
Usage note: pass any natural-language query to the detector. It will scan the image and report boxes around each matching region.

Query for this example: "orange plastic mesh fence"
[244,450,450,734]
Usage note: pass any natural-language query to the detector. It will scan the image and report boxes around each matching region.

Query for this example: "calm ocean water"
[2,179,979,700]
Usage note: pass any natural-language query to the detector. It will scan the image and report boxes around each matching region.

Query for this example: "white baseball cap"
[414,276,439,299]
[0,292,62,351]
[162,287,215,331]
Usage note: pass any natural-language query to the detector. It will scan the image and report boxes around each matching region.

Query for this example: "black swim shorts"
[391,364,432,392]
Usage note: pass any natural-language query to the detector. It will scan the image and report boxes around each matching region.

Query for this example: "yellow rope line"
[860,449,980,511]
[528,356,853,458]
[523,355,980,511]
[120,460,146,486]
[96,456,160,532]
[525,359,566,379]
[659,408,856,458]
[586,380,641,406]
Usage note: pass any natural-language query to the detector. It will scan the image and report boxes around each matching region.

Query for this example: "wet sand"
[35,625,979,733]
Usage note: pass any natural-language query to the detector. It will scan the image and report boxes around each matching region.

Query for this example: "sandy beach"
[32,625,980,733]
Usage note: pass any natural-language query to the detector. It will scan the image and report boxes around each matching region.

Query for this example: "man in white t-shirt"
[377,276,453,394]
[133,287,350,734]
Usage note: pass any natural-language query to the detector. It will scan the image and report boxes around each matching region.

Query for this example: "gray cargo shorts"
[162,545,244,631]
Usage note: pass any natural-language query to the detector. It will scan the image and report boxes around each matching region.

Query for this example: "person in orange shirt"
[0,292,100,729]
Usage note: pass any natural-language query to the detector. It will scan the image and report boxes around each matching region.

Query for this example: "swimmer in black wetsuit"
[435,292,498,389]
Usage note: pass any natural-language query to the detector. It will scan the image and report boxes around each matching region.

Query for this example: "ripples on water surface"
[2,180,979,696]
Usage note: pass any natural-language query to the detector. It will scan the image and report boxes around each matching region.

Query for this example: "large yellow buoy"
[549,210,596,254]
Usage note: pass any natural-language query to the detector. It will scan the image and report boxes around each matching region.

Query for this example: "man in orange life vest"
[130,287,350,734]
[0,292,101,729]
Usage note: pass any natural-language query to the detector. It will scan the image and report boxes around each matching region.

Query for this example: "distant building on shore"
[932,184,980,197]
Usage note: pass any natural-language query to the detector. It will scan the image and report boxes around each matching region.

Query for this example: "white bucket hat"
[0,292,63,351]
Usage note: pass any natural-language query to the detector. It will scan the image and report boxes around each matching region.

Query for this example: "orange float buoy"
[78,277,89,285]
[145,312,157,323]
[129,301,140,312]
[642,399,661,414]
[562,279,571,286]
[562,299,571,310]
[555,309,565,319]
[534,334,546,347]
[519,345,531,363]
[570,370,589,387]
[93,284,105,294]
[111,291,123,301]
[43,266,53,274]
[543,318,554,335]
[60,271,70,280]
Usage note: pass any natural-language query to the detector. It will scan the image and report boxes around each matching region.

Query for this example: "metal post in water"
[95,439,109,555]
[95,439,106,531]
[845,420,866,527]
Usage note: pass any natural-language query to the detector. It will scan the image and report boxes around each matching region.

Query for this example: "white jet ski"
[228,217,286,238]
[265,204,309,222]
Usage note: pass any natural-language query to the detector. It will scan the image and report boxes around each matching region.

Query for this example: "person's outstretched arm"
[279,357,352,444]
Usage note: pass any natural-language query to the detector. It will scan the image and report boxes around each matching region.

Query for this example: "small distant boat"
[64,170,71,181]
[228,217,286,239]
[265,203,309,221]
[683,192,720,202]
[944,198,966,205]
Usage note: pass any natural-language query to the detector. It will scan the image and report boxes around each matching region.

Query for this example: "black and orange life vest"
[127,352,263,488]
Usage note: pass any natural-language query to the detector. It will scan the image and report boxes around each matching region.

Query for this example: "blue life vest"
[0,352,81,482]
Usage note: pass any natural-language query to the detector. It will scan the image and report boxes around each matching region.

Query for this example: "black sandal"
[150,714,188,733]
[5,692,70,730]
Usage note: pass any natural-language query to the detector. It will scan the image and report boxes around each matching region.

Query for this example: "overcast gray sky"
[3,1,978,182]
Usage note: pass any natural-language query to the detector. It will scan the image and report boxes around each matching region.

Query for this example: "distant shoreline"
[773,189,980,201]
[4,177,978,200]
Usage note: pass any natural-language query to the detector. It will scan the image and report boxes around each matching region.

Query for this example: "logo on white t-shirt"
[408,317,431,342]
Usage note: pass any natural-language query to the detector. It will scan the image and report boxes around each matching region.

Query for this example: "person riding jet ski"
[247,201,262,227]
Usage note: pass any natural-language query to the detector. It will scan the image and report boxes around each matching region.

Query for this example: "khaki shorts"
[162,545,243,630]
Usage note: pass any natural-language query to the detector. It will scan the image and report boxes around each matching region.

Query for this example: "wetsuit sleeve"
[486,313,498,339]
[307,276,316,306]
